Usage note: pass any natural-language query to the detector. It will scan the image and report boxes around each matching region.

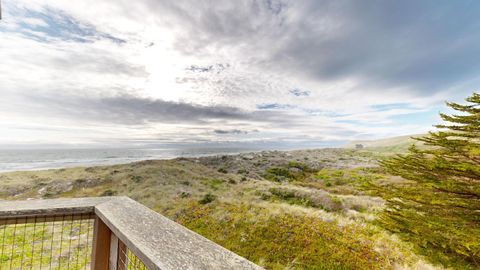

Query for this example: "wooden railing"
[0,197,262,269]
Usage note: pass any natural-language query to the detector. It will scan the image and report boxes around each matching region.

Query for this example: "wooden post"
[91,216,112,270]
[109,234,119,270]
[117,240,128,270]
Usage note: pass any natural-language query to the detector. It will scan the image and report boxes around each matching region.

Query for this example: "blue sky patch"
[256,103,293,110]
[390,107,442,126]
[9,8,125,44]
[370,103,413,111]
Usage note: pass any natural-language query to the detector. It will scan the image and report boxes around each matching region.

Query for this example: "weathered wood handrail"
[0,197,263,270]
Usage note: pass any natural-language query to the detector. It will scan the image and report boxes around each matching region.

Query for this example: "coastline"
[0,147,440,269]
[0,147,262,173]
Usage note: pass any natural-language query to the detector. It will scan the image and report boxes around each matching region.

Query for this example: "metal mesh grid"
[116,241,147,270]
[0,213,94,269]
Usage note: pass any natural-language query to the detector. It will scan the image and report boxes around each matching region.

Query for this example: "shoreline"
[0,146,445,269]
[0,147,350,174]
[0,147,266,174]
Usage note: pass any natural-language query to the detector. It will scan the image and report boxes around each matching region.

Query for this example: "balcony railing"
[0,196,262,269]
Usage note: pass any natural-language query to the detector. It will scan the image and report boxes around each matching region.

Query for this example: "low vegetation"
[0,149,435,269]
[170,202,415,270]
[0,94,478,269]
[261,187,343,212]
[263,161,314,182]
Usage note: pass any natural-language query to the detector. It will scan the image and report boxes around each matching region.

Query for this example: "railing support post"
[118,240,128,270]
[108,234,128,270]
[91,216,112,270]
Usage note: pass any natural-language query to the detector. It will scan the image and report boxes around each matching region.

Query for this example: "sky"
[0,0,479,148]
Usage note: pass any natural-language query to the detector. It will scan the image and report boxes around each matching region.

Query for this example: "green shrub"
[267,188,343,212]
[130,175,142,183]
[101,189,116,196]
[263,167,299,182]
[202,178,224,190]
[181,180,191,186]
[263,162,316,182]
[287,161,313,172]
[199,193,216,204]
[260,193,271,200]
[237,168,247,174]
[179,192,191,198]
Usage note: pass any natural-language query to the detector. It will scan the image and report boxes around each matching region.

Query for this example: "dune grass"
[0,149,453,269]
[170,201,412,270]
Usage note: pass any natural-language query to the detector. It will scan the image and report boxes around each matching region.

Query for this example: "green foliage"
[129,175,143,183]
[268,188,315,208]
[263,161,314,182]
[199,193,217,204]
[202,178,224,190]
[179,191,191,198]
[263,167,292,182]
[287,161,313,172]
[217,168,228,174]
[172,202,399,270]
[100,189,116,196]
[264,187,343,212]
[379,92,480,268]
[303,168,385,195]
[237,168,247,174]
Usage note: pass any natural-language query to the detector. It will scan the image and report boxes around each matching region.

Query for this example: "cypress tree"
[379,92,480,268]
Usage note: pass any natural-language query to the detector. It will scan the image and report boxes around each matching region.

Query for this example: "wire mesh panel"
[116,241,148,270]
[0,213,94,269]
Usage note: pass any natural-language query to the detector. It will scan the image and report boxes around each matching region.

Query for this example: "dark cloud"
[272,1,480,93]
[25,93,293,126]
[186,63,228,73]
[138,0,480,96]
[214,129,248,135]
[289,89,310,97]
[42,94,247,124]
[256,103,293,110]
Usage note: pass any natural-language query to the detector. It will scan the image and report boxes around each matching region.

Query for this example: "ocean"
[0,147,256,173]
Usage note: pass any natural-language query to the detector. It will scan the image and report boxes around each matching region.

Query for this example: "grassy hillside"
[344,134,426,154]
[0,148,452,269]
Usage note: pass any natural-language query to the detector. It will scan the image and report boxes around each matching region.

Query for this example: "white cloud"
[0,0,476,147]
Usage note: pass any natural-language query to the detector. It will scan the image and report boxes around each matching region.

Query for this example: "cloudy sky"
[0,0,479,148]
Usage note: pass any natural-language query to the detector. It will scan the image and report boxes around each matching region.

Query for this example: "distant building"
[355,144,364,149]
